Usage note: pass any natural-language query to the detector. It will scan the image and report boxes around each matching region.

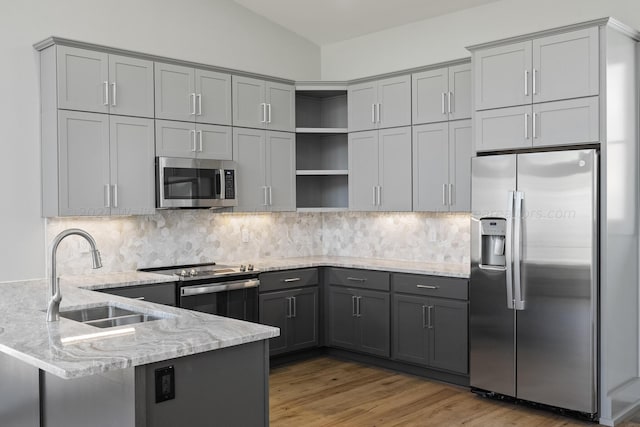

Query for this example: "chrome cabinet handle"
[358,296,362,317]
[112,185,118,208]
[524,70,529,96]
[268,186,272,206]
[533,68,537,95]
[286,297,292,318]
[442,184,448,206]
[197,94,202,116]
[104,184,111,208]
[422,305,428,328]
[377,186,381,207]
[417,285,439,290]
[134,296,145,301]
[190,93,196,115]
[448,183,453,207]
[103,81,109,106]
[427,306,433,328]
[198,130,203,152]
[524,113,529,139]
[376,103,381,123]
[260,103,267,123]
[448,91,452,114]
[292,296,297,318]
[190,130,196,152]
[532,113,537,139]
[505,191,515,309]
[441,93,446,114]
[347,277,366,282]
[111,82,117,106]
[352,295,357,316]
[263,186,268,206]
[267,103,272,123]
[371,104,376,123]
[283,277,301,283]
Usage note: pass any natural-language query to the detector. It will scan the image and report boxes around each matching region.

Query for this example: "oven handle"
[180,279,260,297]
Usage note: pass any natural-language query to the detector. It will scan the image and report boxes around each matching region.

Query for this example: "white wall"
[0,0,320,281]
[321,0,640,80]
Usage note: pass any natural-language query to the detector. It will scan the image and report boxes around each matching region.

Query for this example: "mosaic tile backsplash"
[45,211,470,276]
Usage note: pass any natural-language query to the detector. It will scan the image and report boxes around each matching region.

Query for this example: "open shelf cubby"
[296,175,349,211]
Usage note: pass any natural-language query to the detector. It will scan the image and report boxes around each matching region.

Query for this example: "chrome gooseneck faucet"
[47,228,102,322]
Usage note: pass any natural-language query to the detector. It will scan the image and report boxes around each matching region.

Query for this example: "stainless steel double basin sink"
[60,304,162,328]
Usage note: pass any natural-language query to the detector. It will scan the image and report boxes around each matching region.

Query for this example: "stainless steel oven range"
[140,263,259,322]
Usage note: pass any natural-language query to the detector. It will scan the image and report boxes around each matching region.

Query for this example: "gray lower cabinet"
[259,287,319,356]
[348,127,412,211]
[328,286,390,358]
[98,282,176,306]
[44,110,155,216]
[232,76,295,132]
[233,127,296,212]
[155,120,233,160]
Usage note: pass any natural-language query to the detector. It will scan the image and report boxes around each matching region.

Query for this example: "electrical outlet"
[241,228,250,243]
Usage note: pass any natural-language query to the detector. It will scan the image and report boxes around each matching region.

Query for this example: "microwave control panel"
[224,170,235,199]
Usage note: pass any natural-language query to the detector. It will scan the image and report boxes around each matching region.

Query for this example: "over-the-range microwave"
[156,157,237,209]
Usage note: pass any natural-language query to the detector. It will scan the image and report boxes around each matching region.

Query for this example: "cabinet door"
[348,81,377,132]
[196,124,233,160]
[266,82,295,132]
[448,120,472,213]
[233,76,266,129]
[474,41,532,110]
[99,283,176,306]
[429,298,468,374]
[266,131,296,212]
[392,294,429,366]
[259,291,289,356]
[108,55,154,118]
[233,127,267,212]
[412,68,449,125]
[348,131,379,211]
[155,120,196,158]
[288,287,319,352]
[154,63,196,122]
[328,287,358,351]
[532,27,599,103]
[109,116,155,215]
[474,105,532,152]
[412,123,449,212]
[532,97,599,148]
[57,110,110,216]
[378,126,412,212]
[195,69,232,126]
[377,75,411,129]
[56,46,109,113]
[358,289,390,358]
[448,63,472,121]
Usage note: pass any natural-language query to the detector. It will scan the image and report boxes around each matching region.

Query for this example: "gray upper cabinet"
[233,128,295,212]
[349,127,412,212]
[155,120,232,160]
[348,75,411,132]
[156,63,231,125]
[51,110,154,216]
[232,76,295,132]
[412,63,471,125]
[473,27,599,111]
[532,97,599,148]
[56,46,154,117]
[413,120,471,212]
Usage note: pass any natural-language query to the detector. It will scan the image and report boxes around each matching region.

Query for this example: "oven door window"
[163,167,220,200]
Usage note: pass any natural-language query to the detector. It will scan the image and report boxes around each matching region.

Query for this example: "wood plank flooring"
[269,357,640,427]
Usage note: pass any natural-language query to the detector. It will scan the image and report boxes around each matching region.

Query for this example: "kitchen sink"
[59,304,163,328]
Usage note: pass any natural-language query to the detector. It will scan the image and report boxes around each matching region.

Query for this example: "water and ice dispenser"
[479,219,506,268]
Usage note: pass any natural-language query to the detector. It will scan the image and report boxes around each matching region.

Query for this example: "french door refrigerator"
[470,149,598,417]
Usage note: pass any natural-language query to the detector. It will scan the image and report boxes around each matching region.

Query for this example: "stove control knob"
[240,265,247,272]
[190,269,197,277]
[180,270,187,277]
[247,264,254,271]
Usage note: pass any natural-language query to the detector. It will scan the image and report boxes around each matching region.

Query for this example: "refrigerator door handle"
[513,191,525,310]
[505,191,515,309]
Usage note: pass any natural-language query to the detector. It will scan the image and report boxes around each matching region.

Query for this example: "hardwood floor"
[270,357,640,427]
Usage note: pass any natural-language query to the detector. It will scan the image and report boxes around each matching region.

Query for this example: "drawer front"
[328,268,390,292]
[393,274,468,300]
[259,268,318,292]
[101,282,177,306]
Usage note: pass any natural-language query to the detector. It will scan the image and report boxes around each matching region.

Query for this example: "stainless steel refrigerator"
[470,149,598,417]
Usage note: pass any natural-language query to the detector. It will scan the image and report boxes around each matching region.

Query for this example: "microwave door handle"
[215,169,222,198]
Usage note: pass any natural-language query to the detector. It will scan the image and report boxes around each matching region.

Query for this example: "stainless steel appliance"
[156,157,237,209]
[140,263,259,322]
[470,149,598,419]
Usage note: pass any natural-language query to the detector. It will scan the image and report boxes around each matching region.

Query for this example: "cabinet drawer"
[259,268,318,292]
[328,268,389,291]
[393,274,468,300]
[99,282,176,306]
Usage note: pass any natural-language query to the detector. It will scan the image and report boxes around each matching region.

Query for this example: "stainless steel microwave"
[156,157,237,209]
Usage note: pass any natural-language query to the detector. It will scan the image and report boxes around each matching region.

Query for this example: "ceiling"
[232,0,502,45]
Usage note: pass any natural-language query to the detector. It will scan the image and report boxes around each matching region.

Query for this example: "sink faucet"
[47,228,102,322]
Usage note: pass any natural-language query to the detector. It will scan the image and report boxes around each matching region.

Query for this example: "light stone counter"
[0,277,278,379]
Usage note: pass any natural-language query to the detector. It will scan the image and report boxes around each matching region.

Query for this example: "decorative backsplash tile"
[45,211,470,276]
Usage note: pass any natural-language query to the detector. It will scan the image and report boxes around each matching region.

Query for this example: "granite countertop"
[0,275,278,380]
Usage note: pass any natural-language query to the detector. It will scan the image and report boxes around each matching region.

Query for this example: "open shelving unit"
[295,85,349,211]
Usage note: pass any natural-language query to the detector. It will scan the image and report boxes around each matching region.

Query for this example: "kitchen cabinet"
[392,273,468,374]
[155,120,233,160]
[327,268,390,358]
[413,120,471,212]
[348,127,412,211]
[55,46,154,118]
[412,63,471,125]
[232,76,295,132]
[473,27,599,111]
[348,75,411,132]
[233,127,295,212]
[44,110,155,217]
[155,62,232,125]
[97,282,176,306]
